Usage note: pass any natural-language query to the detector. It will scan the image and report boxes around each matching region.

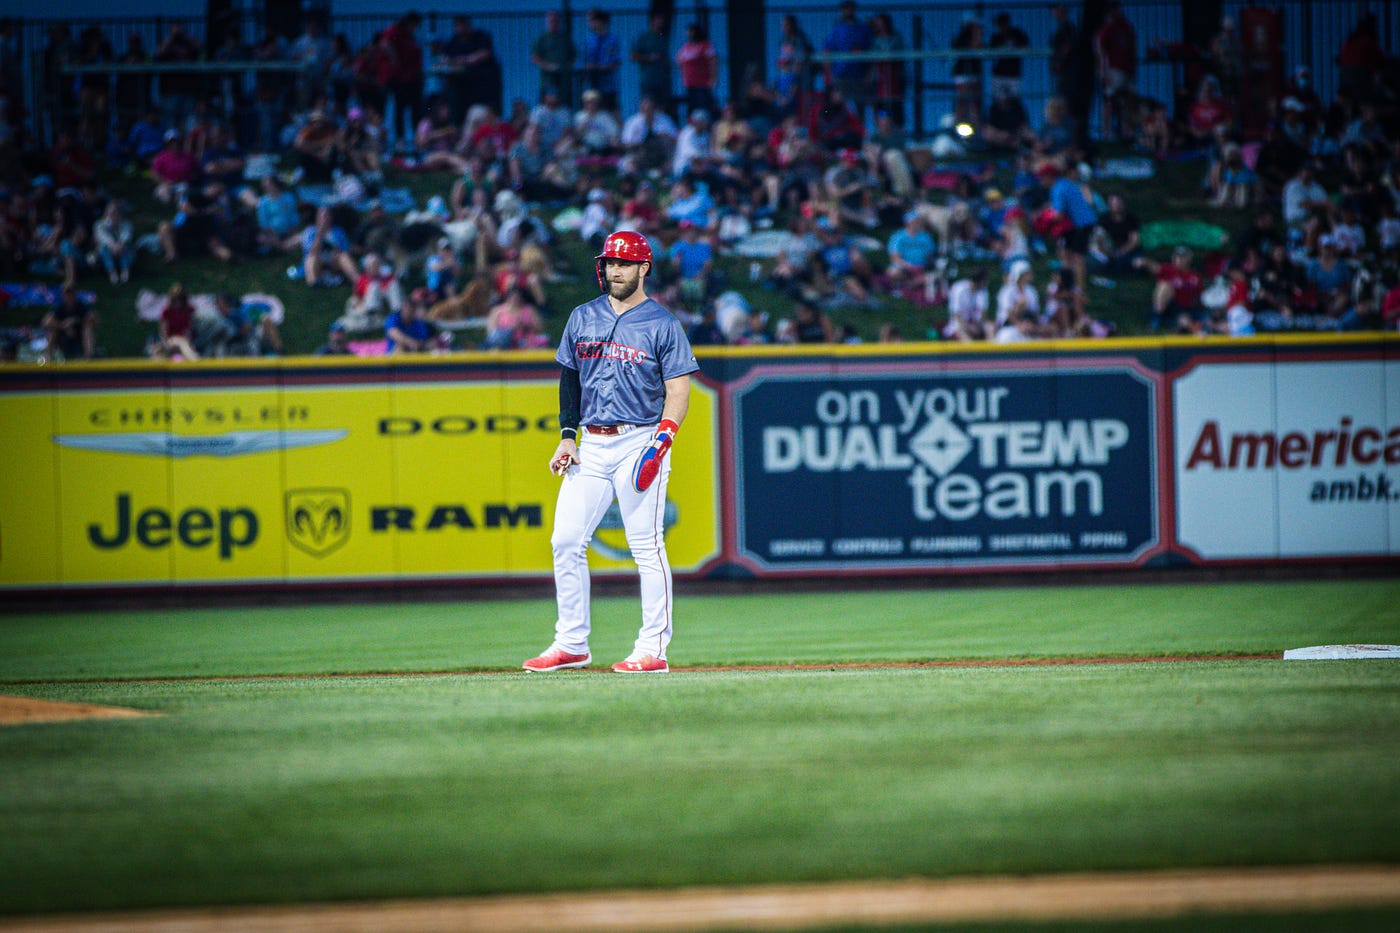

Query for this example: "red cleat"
[522,649,591,672]
[611,655,669,673]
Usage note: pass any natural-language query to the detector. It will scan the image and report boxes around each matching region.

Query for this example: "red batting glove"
[632,419,678,492]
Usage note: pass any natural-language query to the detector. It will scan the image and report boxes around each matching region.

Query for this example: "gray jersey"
[556,295,699,426]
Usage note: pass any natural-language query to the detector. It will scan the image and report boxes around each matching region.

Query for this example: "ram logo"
[285,488,351,558]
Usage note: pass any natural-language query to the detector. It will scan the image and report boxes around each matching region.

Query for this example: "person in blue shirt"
[1042,160,1097,308]
[582,9,621,111]
[424,237,461,300]
[668,220,714,300]
[127,109,170,163]
[300,206,358,286]
[199,123,246,196]
[823,1,872,118]
[196,292,253,357]
[254,177,301,253]
[814,216,874,304]
[886,211,937,291]
[384,289,439,353]
[978,188,1010,246]
[665,176,714,229]
[1305,236,1354,318]
[1011,151,1045,210]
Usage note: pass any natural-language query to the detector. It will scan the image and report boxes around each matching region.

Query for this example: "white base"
[1282,644,1400,660]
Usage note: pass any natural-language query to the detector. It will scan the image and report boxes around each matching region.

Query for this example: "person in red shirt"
[150,130,198,203]
[675,22,718,120]
[1198,266,1256,336]
[1224,265,1251,311]
[622,181,661,228]
[1094,2,1137,141]
[805,87,864,152]
[353,32,396,116]
[345,253,403,325]
[1382,282,1400,330]
[491,251,546,305]
[465,105,519,161]
[1338,13,1383,102]
[1187,75,1233,145]
[766,112,798,165]
[156,283,199,360]
[1136,246,1204,332]
[49,129,97,189]
[382,12,424,148]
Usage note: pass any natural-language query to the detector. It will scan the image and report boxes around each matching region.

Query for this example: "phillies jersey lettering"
[557,295,698,426]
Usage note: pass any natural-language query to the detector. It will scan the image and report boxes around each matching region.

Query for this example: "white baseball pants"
[550,424,673,660]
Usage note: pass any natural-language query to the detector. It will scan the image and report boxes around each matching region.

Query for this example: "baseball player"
[523,230,699,674]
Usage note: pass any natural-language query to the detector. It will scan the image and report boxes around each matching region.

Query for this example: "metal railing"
[14,0,1397,147]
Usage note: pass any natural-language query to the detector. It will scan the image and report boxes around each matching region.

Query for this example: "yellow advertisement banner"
[282,382,397,581]
[0,368,721,589]
[1,393,61,586]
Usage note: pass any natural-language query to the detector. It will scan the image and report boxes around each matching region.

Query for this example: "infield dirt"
[0,695,153,726]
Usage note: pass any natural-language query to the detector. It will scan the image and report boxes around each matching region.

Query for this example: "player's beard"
[607,272,642,302]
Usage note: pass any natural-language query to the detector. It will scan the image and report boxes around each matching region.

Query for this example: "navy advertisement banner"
[732,360,1162,573]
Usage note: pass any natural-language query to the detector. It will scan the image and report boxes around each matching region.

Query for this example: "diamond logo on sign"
[909,416,971,477]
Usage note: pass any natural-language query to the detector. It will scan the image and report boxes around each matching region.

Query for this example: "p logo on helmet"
[594,230,653,291]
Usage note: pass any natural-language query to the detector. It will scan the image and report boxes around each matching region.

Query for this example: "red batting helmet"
[595,230,653,291]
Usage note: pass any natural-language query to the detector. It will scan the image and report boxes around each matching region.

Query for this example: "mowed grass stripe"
[4,867,1400,932]
[1,662,1398,914]
[0,653,1283,686]
[1,580,1397,682]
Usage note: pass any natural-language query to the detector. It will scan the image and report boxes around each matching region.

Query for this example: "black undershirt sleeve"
[559,366,581,438]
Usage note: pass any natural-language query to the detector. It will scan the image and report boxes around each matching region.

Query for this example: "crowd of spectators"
[0,4,1397,362]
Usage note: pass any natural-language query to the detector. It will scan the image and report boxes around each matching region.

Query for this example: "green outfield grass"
[1,579,1398,922]
[2,579,1398,681]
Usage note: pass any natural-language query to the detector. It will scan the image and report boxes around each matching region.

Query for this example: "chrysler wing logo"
[286,488,351,558]
[52,430,348,458]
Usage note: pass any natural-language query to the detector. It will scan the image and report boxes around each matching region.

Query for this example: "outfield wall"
[2,334,1396,593]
